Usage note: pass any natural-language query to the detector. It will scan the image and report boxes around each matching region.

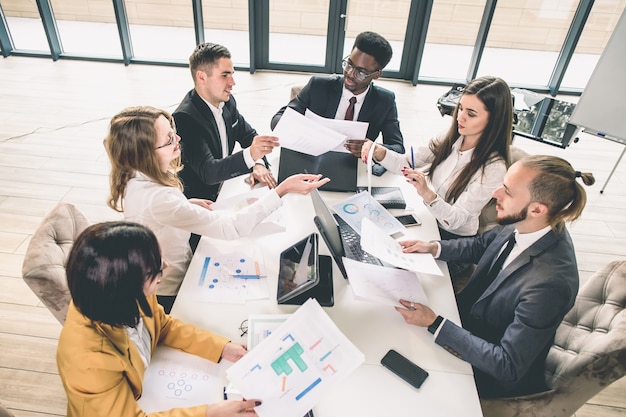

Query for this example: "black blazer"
[271,76,405,154]
[173,89,262,201]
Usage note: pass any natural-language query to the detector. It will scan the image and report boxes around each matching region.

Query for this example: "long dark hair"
[427,76,512,203]
[66,221,162,327]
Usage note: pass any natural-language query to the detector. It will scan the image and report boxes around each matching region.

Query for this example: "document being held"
[226,299,364,417]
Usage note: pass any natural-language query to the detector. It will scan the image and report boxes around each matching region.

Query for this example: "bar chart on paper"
[226,299,364,417]
[192,242,269,303]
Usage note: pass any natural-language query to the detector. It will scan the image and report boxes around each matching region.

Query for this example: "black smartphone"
[395,213,422,227]
[381,349,429,389]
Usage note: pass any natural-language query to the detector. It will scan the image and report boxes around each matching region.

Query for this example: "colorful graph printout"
[331,191,404,235]
[137,346,223,413]
[192,241,269,304]
[226,299,364,417]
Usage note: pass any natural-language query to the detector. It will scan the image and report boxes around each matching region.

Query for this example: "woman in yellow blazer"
[56,221,261,417]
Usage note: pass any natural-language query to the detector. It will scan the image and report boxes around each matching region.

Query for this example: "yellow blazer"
[57,295,229,417]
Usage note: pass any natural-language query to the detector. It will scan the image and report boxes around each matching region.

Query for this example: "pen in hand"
[411,145,415,170]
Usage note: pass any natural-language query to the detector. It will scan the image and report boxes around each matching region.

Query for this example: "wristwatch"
[427,315,444,334]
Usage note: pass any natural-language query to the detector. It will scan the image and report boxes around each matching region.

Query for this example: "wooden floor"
[0,56,624,416]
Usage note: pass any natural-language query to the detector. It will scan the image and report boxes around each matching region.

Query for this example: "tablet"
[277,233,319,304]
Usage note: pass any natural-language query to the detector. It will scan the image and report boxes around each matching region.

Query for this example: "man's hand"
[395,299,437,327]
[249,164,277,189]
[398,240,438,256]
[344,139,366,157]
[249,135,279,161]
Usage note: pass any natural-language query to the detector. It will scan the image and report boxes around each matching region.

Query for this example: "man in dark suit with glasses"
[270,31,405,173]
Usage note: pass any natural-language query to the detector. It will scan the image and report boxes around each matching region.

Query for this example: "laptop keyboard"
[334,215,383,266]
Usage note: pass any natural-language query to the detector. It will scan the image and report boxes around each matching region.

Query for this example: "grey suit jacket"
[436,224,579,398]
[173,89,262,201]
[270,75,405,154]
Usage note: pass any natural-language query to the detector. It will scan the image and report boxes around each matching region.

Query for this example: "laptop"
[310,188,383,280]
[278,148,358,192]
[277,233,333,307]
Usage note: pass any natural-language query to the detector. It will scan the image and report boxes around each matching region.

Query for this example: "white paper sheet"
[226,299,364,417]
[138,346,223,413]
[272,108,347,156]
[210,188,285,236]
[247,314,290,350]
[191,241,270,304]
[304,109,369,152]
[331,191,405,235]
[343,257,429,306]
[360,218,443,276]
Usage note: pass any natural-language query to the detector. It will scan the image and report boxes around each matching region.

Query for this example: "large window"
[561,0,626,89]
[0,0,623,94]
[2,0,48,51]
[268,0,329,66]
[420,0,487,80]
[202,0,250,67]
[50,0,121,59]
[477,0,578,86]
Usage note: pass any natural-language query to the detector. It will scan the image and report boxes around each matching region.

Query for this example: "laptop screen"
[277,233,319,303]
[310,189,348,279]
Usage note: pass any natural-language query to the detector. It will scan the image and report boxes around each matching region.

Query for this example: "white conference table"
[169,150,483,416]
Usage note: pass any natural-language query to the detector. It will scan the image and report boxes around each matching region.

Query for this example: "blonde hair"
[104,106,183,212]
[521,155,595,231]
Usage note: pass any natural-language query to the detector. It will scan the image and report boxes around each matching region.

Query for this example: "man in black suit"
[174,43,279,202]
[270,31,405,173]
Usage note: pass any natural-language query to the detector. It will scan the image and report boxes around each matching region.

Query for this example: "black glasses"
[341,58,380,81]
[155,133,177,150]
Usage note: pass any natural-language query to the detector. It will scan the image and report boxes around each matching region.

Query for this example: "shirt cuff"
[423,194,441,207]
[434,241,442,258]
[242,148,257,169]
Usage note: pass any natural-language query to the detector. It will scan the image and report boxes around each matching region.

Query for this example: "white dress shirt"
[334,85,370,121]
[204,98,257,168]
[378,134,507,236]
[123,172,282,295]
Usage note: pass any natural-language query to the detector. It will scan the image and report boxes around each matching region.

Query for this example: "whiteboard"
[569,9,626,144]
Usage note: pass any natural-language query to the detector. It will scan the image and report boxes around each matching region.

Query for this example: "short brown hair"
[189,42,231,83]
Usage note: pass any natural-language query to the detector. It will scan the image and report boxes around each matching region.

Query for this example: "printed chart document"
[304,109,369,153]
[191,240,270,304]
[211,188,285,236]
[272,108,346,156]
[138,346,223,413]
[360,218,443,276]
[343,257,429,306]
[331,191,405,236]
[226,299,364,417]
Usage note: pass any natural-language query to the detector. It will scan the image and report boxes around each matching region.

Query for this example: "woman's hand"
[205,399,261,417]
[221,342,247,362]
[189,199,214,210]
[401,168,437,203]
[360,140,386,163]
[274,174,330,197]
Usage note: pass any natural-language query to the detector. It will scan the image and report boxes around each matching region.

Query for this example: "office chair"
[480,260,626,417]
[21,202,89,324]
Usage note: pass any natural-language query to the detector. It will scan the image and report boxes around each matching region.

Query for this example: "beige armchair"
[21,202,89,324]
[480,260,626,417]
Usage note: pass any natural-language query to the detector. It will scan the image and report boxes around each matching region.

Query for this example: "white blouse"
[123,172,282,295]
[378,135,506,236]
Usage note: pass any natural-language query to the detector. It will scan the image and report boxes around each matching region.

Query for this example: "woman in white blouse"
[361,76,511,276]
[105,106,329,312]
[362,76,511,237]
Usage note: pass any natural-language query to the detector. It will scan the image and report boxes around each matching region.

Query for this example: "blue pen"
[231,274,263,279]
[411,145,415,169]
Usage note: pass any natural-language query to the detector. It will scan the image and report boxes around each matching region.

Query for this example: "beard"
[496,203,529,226]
